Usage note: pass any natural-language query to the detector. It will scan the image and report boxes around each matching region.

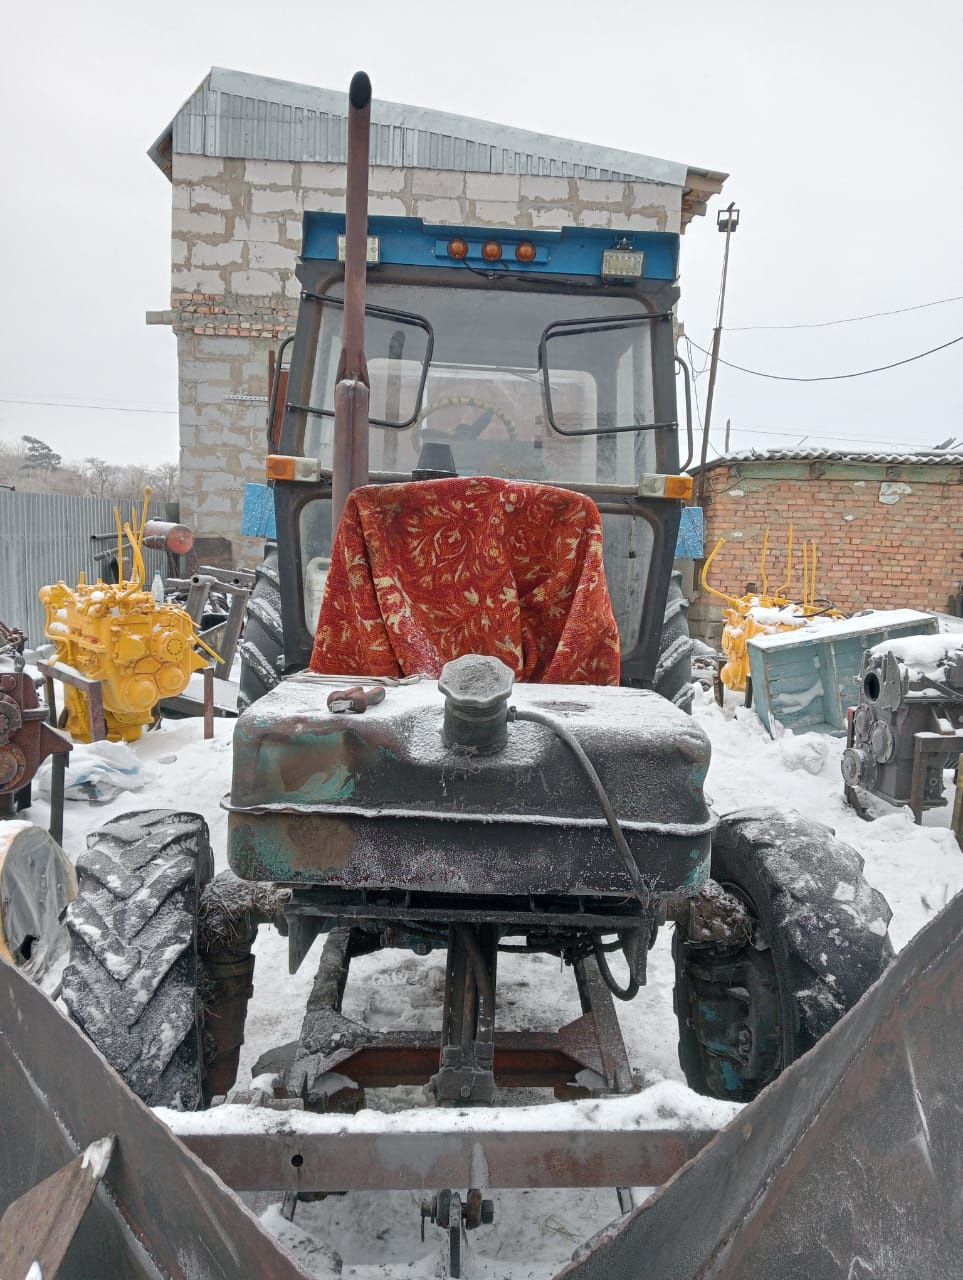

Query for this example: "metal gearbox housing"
[38,578,208,742]
[842,645,963,812]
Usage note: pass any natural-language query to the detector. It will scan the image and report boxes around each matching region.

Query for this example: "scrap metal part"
[0,638,71,813]
[0,1135,115,1280]
[843,643,963,819]
[0,957,315,1280]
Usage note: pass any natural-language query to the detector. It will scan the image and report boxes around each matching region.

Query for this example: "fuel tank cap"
[438,654,514,755]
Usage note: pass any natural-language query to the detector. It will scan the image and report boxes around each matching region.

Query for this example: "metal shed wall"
[0,492,168,646]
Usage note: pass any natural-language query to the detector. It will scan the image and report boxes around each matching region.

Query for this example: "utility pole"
[694,203,740,506]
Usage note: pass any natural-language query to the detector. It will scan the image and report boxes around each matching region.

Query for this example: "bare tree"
[148,462,180,504]
[83,457,115,499]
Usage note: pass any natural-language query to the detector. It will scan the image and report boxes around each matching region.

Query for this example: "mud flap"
[560,890,963,1279]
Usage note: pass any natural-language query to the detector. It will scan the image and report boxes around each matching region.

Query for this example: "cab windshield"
[304,283,662,486]
[297,280,673,654]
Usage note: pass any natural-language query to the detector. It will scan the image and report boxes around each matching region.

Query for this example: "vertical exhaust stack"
[331,70,373,531]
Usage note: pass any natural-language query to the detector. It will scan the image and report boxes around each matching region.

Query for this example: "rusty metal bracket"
[0,651,71,841]
[39,662,107,743]
[269,932,637,1108]
[909,729,963,824]
[0,1136,115,1280]
[0,957,316,1279]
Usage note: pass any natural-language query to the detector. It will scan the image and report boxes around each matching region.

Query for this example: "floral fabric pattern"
[309,476,620,685]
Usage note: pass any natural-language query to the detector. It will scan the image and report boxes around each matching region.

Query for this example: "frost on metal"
[198,869,287,951]
[80,1134,115,1181]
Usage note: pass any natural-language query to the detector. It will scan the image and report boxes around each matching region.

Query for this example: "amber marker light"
[266,455,321,483]
[664,475,694,500]
[514,242,537,263]
[481,241,503,262]
[639,472,695,500]
[447,238,469,260]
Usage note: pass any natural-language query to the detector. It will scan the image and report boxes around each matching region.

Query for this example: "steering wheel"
[418,395,517,442]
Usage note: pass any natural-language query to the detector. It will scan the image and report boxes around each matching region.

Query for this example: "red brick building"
[688,449,963,642]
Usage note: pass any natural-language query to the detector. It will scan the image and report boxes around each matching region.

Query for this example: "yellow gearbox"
[39,493,212,742]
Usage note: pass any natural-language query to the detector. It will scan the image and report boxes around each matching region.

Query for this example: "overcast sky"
[2,0,961,467]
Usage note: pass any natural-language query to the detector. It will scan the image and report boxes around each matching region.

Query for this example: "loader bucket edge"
[558,890,963,1279]
[0,959,314,1280]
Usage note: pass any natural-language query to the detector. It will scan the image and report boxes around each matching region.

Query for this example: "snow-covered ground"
[22,686,963,1278]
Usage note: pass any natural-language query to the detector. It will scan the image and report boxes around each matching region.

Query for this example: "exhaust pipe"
[331,70,373,531]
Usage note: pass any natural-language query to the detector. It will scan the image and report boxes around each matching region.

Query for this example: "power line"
[687,333,963,383]
[727,424,955,448]
[0,396,177,415]
[727,294,963,332]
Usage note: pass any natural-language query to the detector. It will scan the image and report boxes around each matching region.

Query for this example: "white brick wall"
[166,153,685,556]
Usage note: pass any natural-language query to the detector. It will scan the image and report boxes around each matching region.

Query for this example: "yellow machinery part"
[40,581,208,742]
[38,492,215,743]
[704,531,843,695]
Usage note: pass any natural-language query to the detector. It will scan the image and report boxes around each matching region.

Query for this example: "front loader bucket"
[561,889,963,1280]
[2,893,959,1278]
[0,959,312,1280]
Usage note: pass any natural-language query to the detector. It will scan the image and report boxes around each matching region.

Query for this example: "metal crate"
[747,609,939,736]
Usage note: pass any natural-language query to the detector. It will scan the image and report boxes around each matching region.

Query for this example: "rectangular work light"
[601,248,645,281]
[337,235,381,264]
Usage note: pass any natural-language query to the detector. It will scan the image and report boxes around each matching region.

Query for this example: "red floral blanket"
[310,477,620,684]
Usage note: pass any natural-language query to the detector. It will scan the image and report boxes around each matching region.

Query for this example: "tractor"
[61,74,893,1247]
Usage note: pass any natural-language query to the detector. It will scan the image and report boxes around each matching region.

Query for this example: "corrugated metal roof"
[698,447,963,472]
[150,66,726,196]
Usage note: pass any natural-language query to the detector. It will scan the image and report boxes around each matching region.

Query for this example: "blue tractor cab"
[250,210,697,696]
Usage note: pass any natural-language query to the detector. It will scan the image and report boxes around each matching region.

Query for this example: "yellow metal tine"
[138,486,153,546]
[700,538,741,606]
[777,525,794,598]
[801,542,810,610]
[114,506,125,585]
[760,529,770,598]
[123,521,146,588]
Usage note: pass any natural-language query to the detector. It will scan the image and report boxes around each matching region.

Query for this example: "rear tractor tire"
[63,810,213,1109]
[654,570,695,713]
[674,808,894,1103]
[237,546,284,712]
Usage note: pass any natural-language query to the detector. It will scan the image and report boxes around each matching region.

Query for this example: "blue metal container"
[747,610,939,736]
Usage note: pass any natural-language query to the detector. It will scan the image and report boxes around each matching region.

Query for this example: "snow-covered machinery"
[843,633,963,823]
[39,493,215,742]
[5,72,914,1278]
[701,528,843,694]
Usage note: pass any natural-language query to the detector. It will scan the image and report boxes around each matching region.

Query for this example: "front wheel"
[63,810,213,1109]
[674,808,894,1102]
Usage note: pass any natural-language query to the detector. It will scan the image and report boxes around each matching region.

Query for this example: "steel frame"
[259,925,640,1113]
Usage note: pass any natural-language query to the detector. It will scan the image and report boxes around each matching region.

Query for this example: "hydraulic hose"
[452,923,495,1038]
[592,931,642,1002]
[507,706,651,912]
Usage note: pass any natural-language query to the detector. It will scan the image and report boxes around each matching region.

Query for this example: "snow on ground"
[20,685,963,1278]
